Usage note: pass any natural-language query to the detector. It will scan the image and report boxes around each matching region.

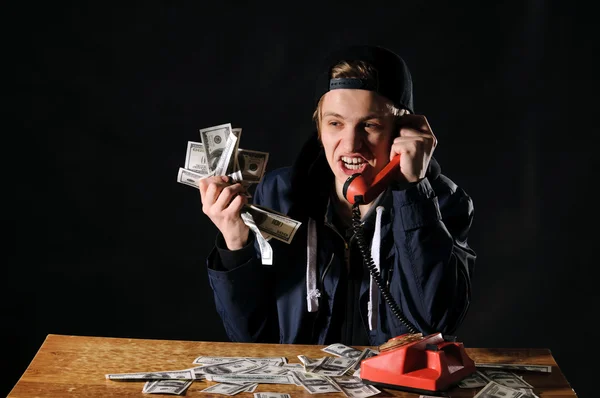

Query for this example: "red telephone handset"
[343,155,401,205]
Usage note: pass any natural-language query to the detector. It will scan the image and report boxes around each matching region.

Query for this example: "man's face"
[319,89,396,191]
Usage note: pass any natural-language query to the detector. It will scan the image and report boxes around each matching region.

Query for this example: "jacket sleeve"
[205,181,279,343]
[387,175,476,336]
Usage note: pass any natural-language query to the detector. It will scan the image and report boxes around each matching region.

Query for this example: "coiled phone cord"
[351,203,419,334]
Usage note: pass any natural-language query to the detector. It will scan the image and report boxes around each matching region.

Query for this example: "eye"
[328,120,341,127]
[364,122,382,130]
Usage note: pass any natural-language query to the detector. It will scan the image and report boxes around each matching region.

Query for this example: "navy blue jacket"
[206,134,476,346]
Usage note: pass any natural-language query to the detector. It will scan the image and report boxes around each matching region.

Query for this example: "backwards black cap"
[314,45,414,114]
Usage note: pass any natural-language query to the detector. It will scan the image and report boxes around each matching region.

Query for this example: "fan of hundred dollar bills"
[177,123,302,265]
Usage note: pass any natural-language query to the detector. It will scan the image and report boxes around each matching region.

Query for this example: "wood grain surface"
[7,334,577,397]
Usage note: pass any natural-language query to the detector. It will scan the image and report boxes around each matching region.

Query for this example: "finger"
[390,136,432,161]
[394,131,437,150]
[198,177,208,199]
[214,183,247,211]
[199,176,226,199]
[204,180,228,206]
[398,127,429,138]
[223,193,248,216]
[393,135,431,146]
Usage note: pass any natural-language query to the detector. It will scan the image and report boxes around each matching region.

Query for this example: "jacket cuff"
[393,177,442,231]
[211,232,256,271]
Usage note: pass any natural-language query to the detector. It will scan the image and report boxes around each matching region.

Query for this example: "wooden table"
[8,334,577,397]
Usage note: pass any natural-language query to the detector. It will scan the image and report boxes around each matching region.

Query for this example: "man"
[198,45,476,346]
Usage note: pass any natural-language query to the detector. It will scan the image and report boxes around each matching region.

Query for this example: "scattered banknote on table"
[106,368,198,381]
[199,381,257,395]
[106,344,382,396]
[106,343,543,397]
[459,368,539,398]
[473,380,538,397]
[176,122,302,264]
[332,375,381,397]
[142,380,193,395]
[458,370,489,388]
[192,356,287,366]
[475,362,552,373]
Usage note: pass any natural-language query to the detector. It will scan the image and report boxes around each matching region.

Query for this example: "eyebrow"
[322,112,386,121]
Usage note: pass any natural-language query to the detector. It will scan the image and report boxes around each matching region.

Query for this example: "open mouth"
[339,156,369,175]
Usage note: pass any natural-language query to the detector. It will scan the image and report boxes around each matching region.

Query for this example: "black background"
[6,2,598,397]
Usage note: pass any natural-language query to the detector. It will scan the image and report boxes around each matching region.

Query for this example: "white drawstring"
[306,217,320,312]
[368,206,385,330]
[241,211,273,265]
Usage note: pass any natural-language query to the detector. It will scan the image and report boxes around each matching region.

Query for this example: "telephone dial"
[342,154,476,395]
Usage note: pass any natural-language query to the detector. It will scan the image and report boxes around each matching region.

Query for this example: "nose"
[340,124,365,153]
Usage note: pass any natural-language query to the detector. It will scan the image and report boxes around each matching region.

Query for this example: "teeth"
[341,156,366,170]
[341,156,365,165]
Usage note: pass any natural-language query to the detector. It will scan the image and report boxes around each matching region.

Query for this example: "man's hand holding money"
[198,175,250,250]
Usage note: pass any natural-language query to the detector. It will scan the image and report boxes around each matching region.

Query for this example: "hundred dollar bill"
[200,123,233,174]
[290,371,341,394]
[244,204,301,244]
[193,359,262,376]
[310,356,356,376]
[106,369,195,381]
[242,383,259,393]
[199,382,251,395]
[281,363,304,370]
[480,369,533,389]
[515,388,540,398]
[228,169,243,183]
[473,380,528,398]
[330,375,381,398]
[297,355,323,373]
[322,343,363,359]
[347,348,379,374]
[254,394,290,398]
[177,168,252,201]
[184,141,211,176]
[241,211,273,265]
[475,363,552,373]
[205,373,295,384]
[192,356,287,366]
[236,148,269,183]
[230,128,242,173]
[214,128,241,176]
[176,167,204,189]
[241,364,290,375]
[458,370,490,388]
[142,379,193,395]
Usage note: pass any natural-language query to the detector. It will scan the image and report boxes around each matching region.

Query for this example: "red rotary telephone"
[360,332,476,395]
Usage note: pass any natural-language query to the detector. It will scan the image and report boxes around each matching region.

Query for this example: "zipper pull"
[344,243,350,273]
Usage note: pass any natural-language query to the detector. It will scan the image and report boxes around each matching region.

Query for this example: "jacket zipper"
[323,222,348,283]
